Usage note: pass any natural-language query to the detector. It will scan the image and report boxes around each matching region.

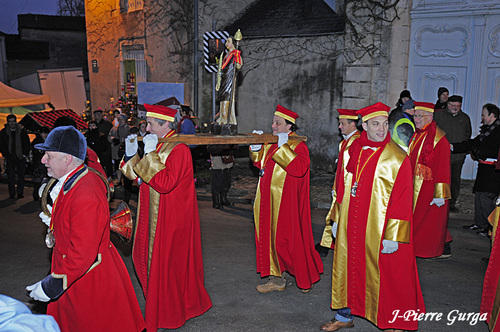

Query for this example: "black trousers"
[474,192,497,228]
[6,158,26,197]
[211,168,232,195]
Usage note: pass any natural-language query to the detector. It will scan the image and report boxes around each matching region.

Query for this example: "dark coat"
[0,123,31,160]
[453,119,500,194]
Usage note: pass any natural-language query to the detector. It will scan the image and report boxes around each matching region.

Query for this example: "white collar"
[343,130,357,140]
[49,167,77,203]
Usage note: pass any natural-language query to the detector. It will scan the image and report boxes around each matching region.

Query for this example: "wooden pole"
[135,133,307,145]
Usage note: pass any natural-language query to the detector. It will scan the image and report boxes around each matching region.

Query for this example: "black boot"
[220,191,233,206]
[212,194,223,209]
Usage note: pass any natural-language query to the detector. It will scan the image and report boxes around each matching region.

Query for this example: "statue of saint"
[216,30,243,132]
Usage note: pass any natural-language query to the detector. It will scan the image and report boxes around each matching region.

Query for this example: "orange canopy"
[0,81,50,107]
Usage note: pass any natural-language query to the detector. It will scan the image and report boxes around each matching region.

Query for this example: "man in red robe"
[121,104,212,330]
[26,125,145,332]
[320,103,425,332]
[408,102,452,259]
[250,105,323,293]
[318,108,361,256]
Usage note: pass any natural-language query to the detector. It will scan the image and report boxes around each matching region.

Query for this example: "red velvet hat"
[144,104,176,122]
[275,105,299,124]
[414,101,435,113]
[337,109,358,120]
[356,102,390,122]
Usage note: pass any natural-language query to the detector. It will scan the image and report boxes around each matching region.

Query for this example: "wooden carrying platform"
[138,133,307,145]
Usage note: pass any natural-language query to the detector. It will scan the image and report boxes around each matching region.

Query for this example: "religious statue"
[215,29,243,135]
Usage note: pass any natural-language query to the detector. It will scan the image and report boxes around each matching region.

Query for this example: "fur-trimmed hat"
[35,126,86,160]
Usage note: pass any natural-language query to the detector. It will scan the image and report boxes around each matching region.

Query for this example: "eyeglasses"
[414,114,432,119]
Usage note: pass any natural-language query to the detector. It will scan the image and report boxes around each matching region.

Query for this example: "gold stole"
[408,127,448,209]
[321,131,360,248]
[332,140,408,324]
[252,139,301,276]
[127,142,179,278]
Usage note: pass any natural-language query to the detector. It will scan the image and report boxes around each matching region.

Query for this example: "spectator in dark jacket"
[434,87,449,111]
[434,95,472,212]
[453,103,500,236]
[0,114,31,199]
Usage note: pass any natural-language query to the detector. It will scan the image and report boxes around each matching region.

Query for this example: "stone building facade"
[85,0,413,172]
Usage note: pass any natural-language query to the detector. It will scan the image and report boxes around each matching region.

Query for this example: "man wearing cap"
[388,98,416,151]
[434,95,472,212]
[392,89,412,113]
[318,109,360,256]
[121,104,212,330]
[93,108,113,177]
[434,87,449,111]
[452,103,500,237]
[408,102,452,259]
[250,105,323,294]
[320,102,424,332]
[26,126,145,332]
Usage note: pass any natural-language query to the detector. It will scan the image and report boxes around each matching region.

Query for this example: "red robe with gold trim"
[408,123,452,258]
[481,206,500,331]
[321,130,360,249]
[121,138,212,330]
[331,134,425,330]
[47,166,145,332]
[250,135,323,289]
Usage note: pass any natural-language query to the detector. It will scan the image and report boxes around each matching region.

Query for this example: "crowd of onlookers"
[0,104,199,204]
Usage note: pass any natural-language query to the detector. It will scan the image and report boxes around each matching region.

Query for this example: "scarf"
[346,130,391,174]
[414,121,437,181]
[5,124,23,160]
[479,119,500,142]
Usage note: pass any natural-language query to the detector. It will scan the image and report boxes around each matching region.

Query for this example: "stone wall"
[85,0,413,173]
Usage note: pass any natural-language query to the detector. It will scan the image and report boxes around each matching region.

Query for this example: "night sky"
[0,0,59,34]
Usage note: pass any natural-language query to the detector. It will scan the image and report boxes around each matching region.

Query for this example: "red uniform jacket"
[47,166,145,332]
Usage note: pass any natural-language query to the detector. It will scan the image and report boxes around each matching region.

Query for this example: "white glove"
[38,182,47,199]
[250,130,263,151]
[143,134,158,154]
[381,239,398,254]
[276,132,289,148]
[38,205,53,227]
[125,134,138,157]
[430,198,445,207]
[332,222,338,239]
[26,281,50,302]
[331,189,335,199]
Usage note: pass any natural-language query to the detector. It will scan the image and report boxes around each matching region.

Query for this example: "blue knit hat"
[35,126,87,160]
